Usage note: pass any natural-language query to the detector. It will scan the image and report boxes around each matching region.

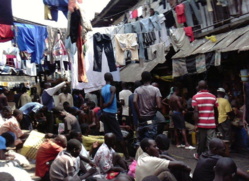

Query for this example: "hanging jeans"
[114,33,139,65]
[93,33,117,72]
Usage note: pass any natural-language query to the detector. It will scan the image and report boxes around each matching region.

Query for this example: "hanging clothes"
[114,34,139,66]
[67,0,92,83]
[43,0,68,21]
[175,4,186,24]
[164,10,175,28]
[71,29,120,93]
[0,0,13,25]
[3,46,21,68]
[184,27,195,42]
[183,0,202,27]
[0,24,14,43]
[170,28,191,52]
[15,23,48,64]
[77,25,88,82]
[147,42,168,63]
[158,14,171,47]
[93,33,117,72]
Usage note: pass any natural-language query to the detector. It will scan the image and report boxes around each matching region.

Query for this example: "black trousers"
[93,33,117,72]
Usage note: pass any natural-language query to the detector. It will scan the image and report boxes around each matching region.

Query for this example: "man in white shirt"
[136,138,191,181]
[119,82,132,125]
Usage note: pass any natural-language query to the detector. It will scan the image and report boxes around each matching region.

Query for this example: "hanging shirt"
[0,24,14,42]
[15,23,48,64]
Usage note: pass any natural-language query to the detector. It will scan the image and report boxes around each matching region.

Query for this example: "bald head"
[104,73,113,82]
[104,133,116,148]
[54,135,67,148]
[198,80,207,90]
[214,157,237,177]
[209,138,225,156]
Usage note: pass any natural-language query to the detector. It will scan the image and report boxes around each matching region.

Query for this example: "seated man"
[81,101,100,135]
[135,138,191,181]
[193,138,249,181]
[0,107,24,145]
[35,135,67,181]
[52,107,81,134]
[213,157,237,181]
[50,139,97,181]
[94,133,128,174]
[68,131,97,173]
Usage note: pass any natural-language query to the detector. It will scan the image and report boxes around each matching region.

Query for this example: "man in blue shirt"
[100,73,129,159]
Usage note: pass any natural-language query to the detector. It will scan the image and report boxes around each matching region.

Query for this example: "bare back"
[169,94,183,112]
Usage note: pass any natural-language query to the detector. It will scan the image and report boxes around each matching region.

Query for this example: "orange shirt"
[35,140,63,177]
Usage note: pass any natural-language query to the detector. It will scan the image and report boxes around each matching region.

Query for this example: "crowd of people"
[0,71,249,181]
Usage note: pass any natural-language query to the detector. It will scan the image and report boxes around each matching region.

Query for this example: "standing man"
[192,80,218,159]
[119,82,132,126]
[217,88,232,142]
[41,81,66,133]
[100,73,129,159]
[133,71,162,141]
[41,82,66,111]
[169,87,195,149]
[129,81,142,129]
[0,87,8,112]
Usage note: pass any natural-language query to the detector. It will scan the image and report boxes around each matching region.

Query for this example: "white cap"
[217,88,225,93]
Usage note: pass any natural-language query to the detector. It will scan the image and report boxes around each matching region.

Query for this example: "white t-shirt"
[119,89,132,116]
[136,152,170,181]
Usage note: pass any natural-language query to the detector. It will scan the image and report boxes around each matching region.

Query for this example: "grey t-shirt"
[134,85,162,117]
[64,113,81,133]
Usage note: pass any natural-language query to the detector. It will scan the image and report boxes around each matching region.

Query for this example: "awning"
[120,60,165,82]
[172,25,249,78]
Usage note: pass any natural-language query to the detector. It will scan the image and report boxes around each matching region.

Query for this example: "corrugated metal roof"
[191,32,230,55]
[222,30,249,52]
[120,60,165,82]
[209,26,249,52]
[172,25,249,59]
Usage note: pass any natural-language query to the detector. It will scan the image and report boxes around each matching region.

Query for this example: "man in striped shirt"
[192,80,218,159]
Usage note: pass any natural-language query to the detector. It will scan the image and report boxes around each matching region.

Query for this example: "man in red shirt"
[192,80,218,159]
[35,135,67,181]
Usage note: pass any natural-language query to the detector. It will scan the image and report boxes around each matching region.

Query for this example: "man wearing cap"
[217,88,232,141]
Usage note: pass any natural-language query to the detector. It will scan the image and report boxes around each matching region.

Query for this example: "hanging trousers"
[93,33,117,72]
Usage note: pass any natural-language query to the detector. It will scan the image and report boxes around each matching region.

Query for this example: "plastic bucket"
[240,69,249,82]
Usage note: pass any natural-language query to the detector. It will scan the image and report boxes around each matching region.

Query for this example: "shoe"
[176,144,185,148]
[185,145,196,150]
[193,153,199,160]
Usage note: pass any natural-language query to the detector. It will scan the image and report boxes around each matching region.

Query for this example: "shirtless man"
[81,101,99,135]
[169,87,195,149]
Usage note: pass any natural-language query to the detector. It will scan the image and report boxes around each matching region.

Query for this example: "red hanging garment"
[0,24,14,42]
